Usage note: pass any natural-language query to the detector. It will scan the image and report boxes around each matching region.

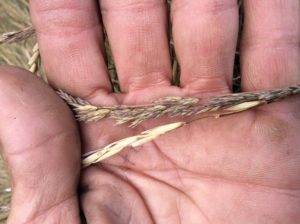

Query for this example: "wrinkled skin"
[1,0,300,223]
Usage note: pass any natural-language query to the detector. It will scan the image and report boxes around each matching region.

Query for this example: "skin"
[0,0,299,223]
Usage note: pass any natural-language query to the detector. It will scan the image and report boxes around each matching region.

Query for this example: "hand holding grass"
[1,1,300,223]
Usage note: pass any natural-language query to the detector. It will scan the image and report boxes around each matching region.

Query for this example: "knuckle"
[124,71,170,92]
[101,0,165,13]
[172,0,237,15]
[181,74,230,96]
[242,32,299,50]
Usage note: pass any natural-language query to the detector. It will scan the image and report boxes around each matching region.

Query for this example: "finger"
[241,0,300,91]
[30,0,112,98]
[172,0,239,96]
[0,66,81,223]
[100,0,172,92]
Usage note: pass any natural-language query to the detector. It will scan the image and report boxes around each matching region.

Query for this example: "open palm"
[79,86,300,223]
[1,0,300,223]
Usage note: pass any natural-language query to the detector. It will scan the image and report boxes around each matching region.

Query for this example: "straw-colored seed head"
[225,101,264,112]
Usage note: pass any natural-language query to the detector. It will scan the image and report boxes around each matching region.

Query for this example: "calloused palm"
[1,0,300,223]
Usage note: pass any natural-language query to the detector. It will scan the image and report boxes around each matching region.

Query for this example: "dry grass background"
[0,0,34,67]
[0,160,10,223]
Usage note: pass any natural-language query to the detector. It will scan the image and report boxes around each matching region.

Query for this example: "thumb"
[0,66,81,223]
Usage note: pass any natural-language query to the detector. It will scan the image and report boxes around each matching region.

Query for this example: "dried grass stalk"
[58,85,300,167]
[0,26,35,44]
[82,122,185,168]
[58,84,300,127]
[1,27,48,83]
[27,43,48,83]
[0,205,10,222]
[28,43,39,73]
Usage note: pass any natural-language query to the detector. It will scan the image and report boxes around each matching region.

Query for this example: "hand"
[1,0,300,223]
